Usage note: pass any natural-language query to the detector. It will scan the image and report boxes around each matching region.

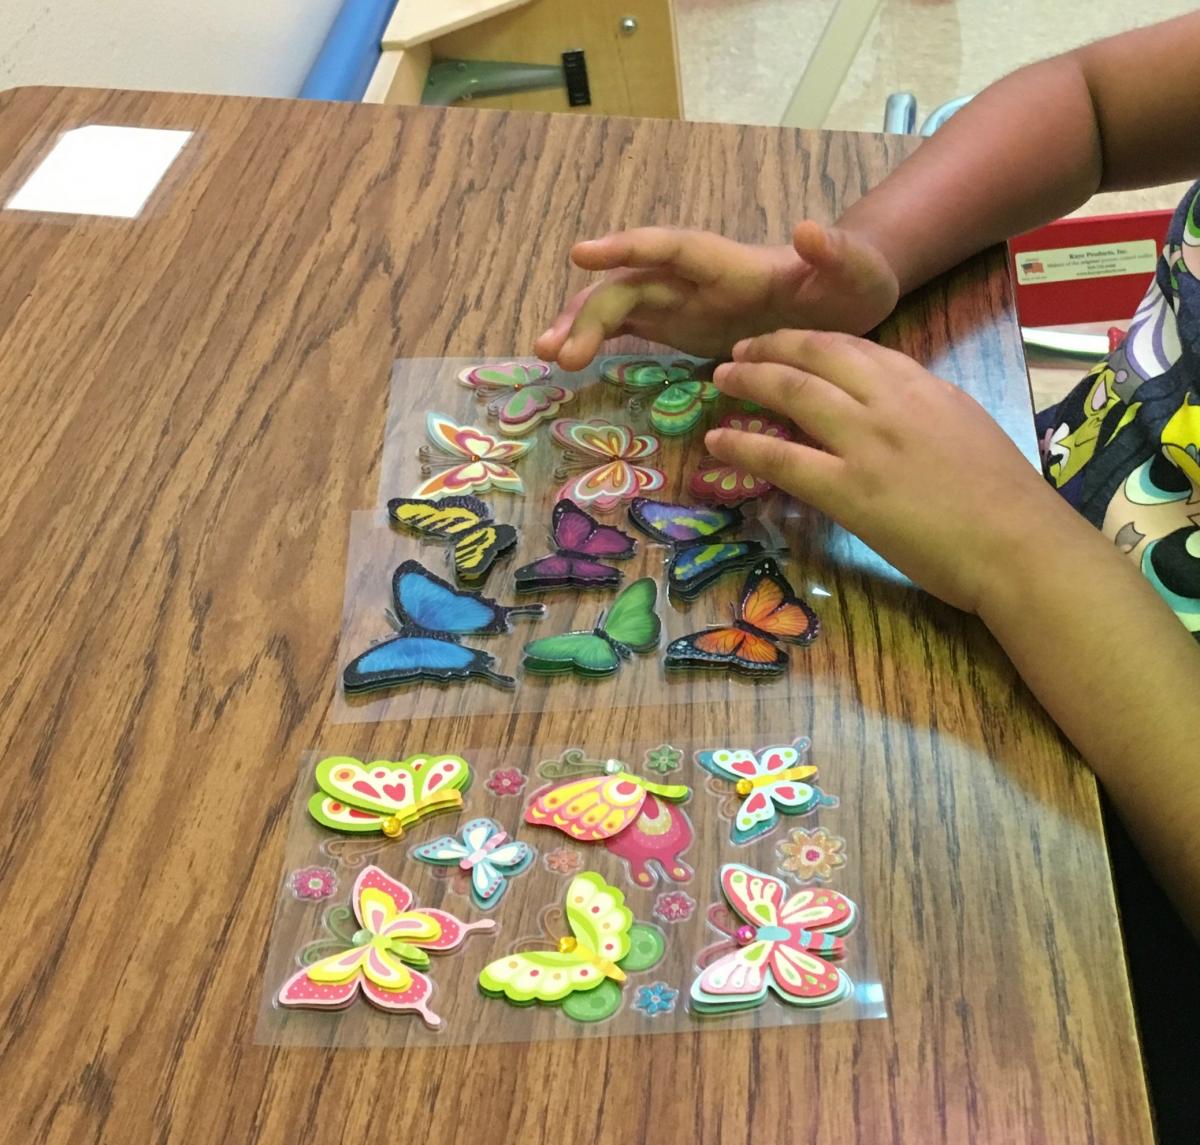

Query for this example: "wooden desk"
[0,87,1153,1143]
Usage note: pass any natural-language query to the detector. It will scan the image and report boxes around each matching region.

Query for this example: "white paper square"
[5,125,192,218]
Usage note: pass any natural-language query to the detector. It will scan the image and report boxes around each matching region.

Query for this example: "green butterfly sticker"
[521,577,660,677]
[602,357,718,436]
[478,870,666,1022]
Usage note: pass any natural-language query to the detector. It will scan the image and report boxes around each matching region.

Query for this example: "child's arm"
[840,11,1200,294]
[710,331,1200,938]
[538,12,1200,369]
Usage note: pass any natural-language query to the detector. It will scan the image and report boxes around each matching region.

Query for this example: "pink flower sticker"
[290,865,338,901]
[653,890,696,924]
[543,846,583,875]
[486,767,527,798]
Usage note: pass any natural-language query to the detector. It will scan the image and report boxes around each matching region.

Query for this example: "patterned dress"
[1036,181,1200,637]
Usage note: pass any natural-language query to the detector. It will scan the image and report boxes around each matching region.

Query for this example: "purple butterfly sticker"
[513,499,637,591]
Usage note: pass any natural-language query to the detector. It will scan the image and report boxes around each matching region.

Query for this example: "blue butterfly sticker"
[342,560,544,693]
[413,818,535,909]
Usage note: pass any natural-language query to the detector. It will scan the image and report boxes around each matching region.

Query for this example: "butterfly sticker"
[414,412,531,498]
[278,865,494,1027]
[343,560,544,693]
[478,871,665,1022]
[551,418,665,512]
[513,498,637,592]
[307,753,471,837]
[458,361,574,435]
[522,576,660,676]
[695,737,833,844]
[602,357,718,437]
[690,864,857,1014]
[524,752,689,841]
[627,496,771,600]
[388,495,518,584]
[413,817,534,910]
[524,750,694,887]
[689,413,794,505]
[664,559,819,676]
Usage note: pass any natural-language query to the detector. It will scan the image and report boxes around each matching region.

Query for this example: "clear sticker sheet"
[256,736,886,1048]
[330,356,839,725]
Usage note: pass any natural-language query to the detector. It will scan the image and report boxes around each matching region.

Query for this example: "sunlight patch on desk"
[4,126,192,218]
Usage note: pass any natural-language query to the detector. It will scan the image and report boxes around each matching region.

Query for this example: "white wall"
[0,0,344,97]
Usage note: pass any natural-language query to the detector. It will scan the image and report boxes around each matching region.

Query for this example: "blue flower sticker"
[633,982,678,1016]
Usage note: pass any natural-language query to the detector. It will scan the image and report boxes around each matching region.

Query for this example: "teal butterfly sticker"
[602,358,718,436]
[522,577,661,677]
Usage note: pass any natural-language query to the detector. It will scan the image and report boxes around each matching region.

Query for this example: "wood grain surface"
[0,87,1153,1144]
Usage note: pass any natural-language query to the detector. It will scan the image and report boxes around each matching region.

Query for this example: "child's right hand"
[534,221,899,370]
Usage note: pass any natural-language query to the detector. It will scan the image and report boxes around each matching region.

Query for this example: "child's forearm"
[978,507,1200,938]
[836,13,1200,295]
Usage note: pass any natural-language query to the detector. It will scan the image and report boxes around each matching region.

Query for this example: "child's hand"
[535,223,899,371]
[708,331,1081,614]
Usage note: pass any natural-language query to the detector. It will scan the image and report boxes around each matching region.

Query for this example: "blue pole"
[299,0,397,102]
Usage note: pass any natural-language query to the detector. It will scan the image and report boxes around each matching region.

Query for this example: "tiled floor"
[675,0,1195,408]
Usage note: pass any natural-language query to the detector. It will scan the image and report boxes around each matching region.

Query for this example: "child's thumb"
[791,220,838,268]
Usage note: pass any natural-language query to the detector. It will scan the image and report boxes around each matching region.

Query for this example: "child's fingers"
[555,271,684,370]
[705,428,841,513]
[534,285,594,360]
[733,329,882,403]
[713,360,863,453]
[572,228,723,284]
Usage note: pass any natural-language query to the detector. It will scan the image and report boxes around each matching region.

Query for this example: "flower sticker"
[689,412,794,505]
[485,767,527,798]
[777,826,847,882]
[289,865,338,902]
[633,982,678,1016]
[543,846,583,875]
[652,890,696,924]
[644,743,682,775]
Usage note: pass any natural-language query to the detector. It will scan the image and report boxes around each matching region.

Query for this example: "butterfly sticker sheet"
[342,355,838,723]
[262,733,883,1048]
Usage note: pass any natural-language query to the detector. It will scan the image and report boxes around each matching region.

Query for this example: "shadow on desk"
[1105,805,1200,1144]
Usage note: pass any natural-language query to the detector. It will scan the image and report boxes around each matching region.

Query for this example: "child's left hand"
[708,331,1083,614]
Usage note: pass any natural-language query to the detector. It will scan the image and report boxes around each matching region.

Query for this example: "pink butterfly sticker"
[414,412,531,497]
[551,418,665,512]
[689,413,793,505]
[278,865,494,1027]
[690,863,856,1013]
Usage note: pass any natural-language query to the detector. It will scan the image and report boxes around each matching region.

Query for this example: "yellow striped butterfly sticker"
[388,495,517,583]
